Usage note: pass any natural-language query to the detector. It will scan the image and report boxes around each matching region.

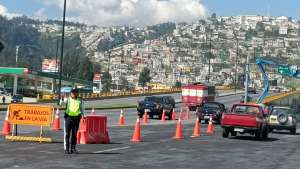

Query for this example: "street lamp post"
[235,37,238,94]
[13,46,20,96]
[57,0,67,105]
[208,36,212,83]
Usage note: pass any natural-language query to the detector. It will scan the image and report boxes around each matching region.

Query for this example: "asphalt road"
[0,93,299,169]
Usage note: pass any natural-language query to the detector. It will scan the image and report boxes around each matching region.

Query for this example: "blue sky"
[202,0,299,19]
[0,0,299,26]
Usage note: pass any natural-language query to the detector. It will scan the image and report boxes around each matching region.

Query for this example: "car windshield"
[144,97,162,102]
[203,103,220,109]
[12,95,21,99]
[232,105,260,115]
[271,108,292,115]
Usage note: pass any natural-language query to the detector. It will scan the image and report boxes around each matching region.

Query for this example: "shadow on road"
[79,152,121,155]
[230,136,279,142]
[272,131,300,135]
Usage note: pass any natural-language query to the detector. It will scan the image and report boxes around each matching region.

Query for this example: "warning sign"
[8,104,53,126]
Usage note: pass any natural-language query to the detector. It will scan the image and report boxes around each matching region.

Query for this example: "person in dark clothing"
[2,95,5,104]
[64,88,84,154]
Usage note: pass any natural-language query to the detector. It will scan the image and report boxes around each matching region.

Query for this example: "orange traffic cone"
[179,109,184,120]
[2,109,11,135]
[191,117,201,137]
[52,108,61,131]
[171,110,176,120]
[206,114,214,135]
[186,108,191,120]
[118,109,125,126]
[161,109,166,122]
[131,118,141,142]
[91,107,96,115]
[143,110,148,124]
[173,119,183,140]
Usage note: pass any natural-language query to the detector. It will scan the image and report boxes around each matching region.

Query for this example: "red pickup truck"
[221,103,269,140]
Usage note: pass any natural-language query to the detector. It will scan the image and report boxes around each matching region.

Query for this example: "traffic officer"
[64,88,84,154]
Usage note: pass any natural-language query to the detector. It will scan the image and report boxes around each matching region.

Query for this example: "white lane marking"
[93,146,130,154]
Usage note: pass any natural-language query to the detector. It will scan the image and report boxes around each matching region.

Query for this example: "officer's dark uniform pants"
[64,116,80,151]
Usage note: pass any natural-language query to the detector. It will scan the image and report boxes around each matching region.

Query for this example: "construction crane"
[256,58,300,103]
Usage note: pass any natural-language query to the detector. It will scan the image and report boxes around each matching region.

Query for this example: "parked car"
[164,96,176,108]
[11,94,23,103]
[137,96,175,119]
[268,106,297,135]
[270,86,281,93]
[221,103,270,140]
[196,101,226,124]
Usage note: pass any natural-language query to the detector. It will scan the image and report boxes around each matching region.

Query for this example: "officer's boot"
[71,145,79,154]
[65,145,70,154]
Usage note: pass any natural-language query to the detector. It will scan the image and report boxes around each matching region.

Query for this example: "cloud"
[0,4,8,16]
[33,8,47,20]
[0,4,22,18]
[43,0,207,26]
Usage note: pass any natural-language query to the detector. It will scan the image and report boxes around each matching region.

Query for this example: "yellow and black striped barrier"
[5,136,52,143]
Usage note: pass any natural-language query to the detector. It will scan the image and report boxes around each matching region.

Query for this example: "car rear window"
[271,108,292,115]
[144,97,162,102]
[203,103,220,109]
[232,105,260,115]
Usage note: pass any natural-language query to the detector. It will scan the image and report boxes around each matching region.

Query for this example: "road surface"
[0,93,299,169]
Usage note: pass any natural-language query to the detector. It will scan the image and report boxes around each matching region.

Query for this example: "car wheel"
[255,130,262,140]
[291,128,296,135]
[222,128,229,138]
[262,129,268,139]
[167,113,172,120]
[230,131,237,137]
[158,114,162,120]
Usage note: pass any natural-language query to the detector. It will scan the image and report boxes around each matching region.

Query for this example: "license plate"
[234,128,244,132]
[204,116,210,119]
[145,109,150,112]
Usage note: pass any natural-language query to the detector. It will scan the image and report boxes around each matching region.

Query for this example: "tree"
[139,67,151,87]
[119,76,130,91]
[175,81,182,88]
[102,71,112,92]
[77,56,94,80]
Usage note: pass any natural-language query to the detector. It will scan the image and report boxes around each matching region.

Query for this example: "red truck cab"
[221,103,269,140]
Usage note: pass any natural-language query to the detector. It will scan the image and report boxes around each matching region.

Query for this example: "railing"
[262,90,300,104]
[38,88,182,101]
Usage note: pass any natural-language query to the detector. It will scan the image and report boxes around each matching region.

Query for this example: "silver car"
[268,107,297,135]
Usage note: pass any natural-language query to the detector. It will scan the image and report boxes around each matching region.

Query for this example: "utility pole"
[54,36,59,94]
[58,0,67,105]
[208,36,212,83]
[244,55,249,103]
[234,37,238,94]
[108,51,111,73]
[13,45,19,95]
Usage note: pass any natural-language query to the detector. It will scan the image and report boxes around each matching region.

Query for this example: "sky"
[0,0,299,26]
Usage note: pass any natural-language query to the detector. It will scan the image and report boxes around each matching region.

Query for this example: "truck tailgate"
[222,114,257,128]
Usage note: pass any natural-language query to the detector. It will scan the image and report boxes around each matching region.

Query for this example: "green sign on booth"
[0,67,28,75]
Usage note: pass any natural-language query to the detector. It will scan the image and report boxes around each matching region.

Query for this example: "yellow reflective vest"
[66,98,82,116]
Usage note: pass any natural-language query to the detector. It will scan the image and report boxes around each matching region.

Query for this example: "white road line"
[93,146,130,154]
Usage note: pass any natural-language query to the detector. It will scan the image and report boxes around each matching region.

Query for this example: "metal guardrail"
[38,88,182,101]
[262,90,300,104]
